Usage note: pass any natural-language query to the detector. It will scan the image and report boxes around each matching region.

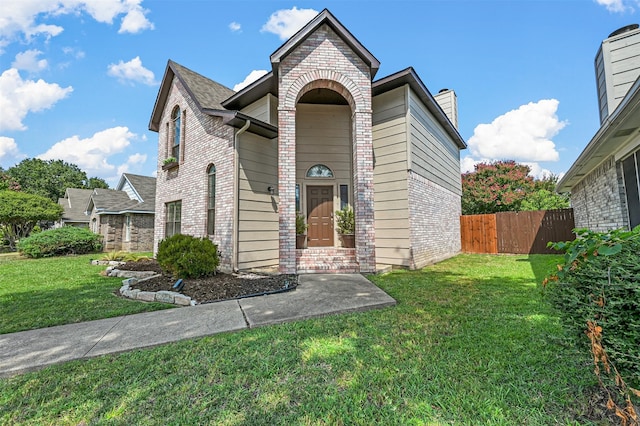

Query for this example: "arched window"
[207,164,216,235]
[171,106,181,160]
[306,164,334,178]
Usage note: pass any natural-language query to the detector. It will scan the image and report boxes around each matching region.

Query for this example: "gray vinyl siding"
[296,104,352,182]
[408,88,462,196]
[372,86,411,267]
[237,132,279,270]
[240,94,278,125]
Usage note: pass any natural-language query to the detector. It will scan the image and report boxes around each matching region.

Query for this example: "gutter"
[232,119,251,272]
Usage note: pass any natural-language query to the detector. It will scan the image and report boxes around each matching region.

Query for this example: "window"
[207,165,216,235]
[340,184,349,210]
[295,184,301,212]
[622,150,640,229]
[165,201,181,237]
[171,106,181,160]
[124,214,131,242]
[306,164,333,178]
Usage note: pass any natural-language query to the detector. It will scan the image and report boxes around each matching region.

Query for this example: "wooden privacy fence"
[460,209,575,254]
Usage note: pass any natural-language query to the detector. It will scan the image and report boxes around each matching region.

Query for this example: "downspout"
[233,119,251,272]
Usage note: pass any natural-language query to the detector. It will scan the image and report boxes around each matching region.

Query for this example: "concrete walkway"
[0,274,395,378]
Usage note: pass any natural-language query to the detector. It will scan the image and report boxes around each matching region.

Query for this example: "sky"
[1,0,639,186]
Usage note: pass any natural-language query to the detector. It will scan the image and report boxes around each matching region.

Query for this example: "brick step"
[296,248,359,274]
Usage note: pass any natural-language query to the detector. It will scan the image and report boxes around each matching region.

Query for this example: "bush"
[17,226,103,258]
[544,227,640,412]
[156,234,219,278]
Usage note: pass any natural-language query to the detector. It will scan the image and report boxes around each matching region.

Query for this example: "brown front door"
[307,186,334,247]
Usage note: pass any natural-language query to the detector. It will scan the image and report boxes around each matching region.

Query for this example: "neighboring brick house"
[87,174,156,252]
[57,188,94,228]
[557,25,640,231]
[149,9,466,273]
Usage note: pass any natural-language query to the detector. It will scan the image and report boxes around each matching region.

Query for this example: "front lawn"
[0,254,600,424]
[0,254,174,334]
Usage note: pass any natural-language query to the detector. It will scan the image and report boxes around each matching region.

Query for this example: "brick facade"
[570,156,629,231]
[91,212,155,252]
[153,77,236,270]
[407,171,462,269]
[277,24,376,273]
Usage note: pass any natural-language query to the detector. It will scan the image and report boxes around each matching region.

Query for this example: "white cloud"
[0,136,22,163]
[467,99,566,163]
[116,153,147,177]
[0,0,154,50]
[261,7,319,40]
[118,4,154,34]
[0,68,73,131]
[233,70,268,91]
[522,162,554,180]
[229,21,241,32]
[595,0,632,13]
[38,126,136,177]
[62,46,86,59]
[12,49,48,72]
[107,56,157,86]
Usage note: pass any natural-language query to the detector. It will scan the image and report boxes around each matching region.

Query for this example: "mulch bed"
[118,259,296,304]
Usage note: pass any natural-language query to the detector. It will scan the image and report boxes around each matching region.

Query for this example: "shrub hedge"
[545,227,640,392]
[156,234,219,278]
[18,226,103,258]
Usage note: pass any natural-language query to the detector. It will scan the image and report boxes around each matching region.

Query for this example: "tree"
[0,171,20,191]
[462,161,535,214]
[86,177,109,189]
[0,191,63,250]
[520,175,570,211]
[462,161,570,215]
[7,158,108,201]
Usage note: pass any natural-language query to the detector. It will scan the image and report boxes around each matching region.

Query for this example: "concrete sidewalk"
[0,274,396,378]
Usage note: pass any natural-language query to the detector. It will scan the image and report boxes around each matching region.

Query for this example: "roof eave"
[557,76,640,192]
[372,67,467,149]
[203,109,278,139]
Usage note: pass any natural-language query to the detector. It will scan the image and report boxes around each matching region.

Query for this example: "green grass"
[0,253,174,334]
[0,254,599,424]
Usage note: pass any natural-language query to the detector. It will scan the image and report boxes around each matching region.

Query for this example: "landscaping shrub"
[156,234,219,278]
[17,226,103,258]
[544,227,640,419]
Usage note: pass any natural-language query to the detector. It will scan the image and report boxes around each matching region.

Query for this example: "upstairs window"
[171,106,181,160]
[207,165,216,235]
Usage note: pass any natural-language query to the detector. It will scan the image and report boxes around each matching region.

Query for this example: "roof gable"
[270,9,380,79]
[149,60,235,132]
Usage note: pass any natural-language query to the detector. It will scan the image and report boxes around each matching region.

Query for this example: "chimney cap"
[438,88,449,93]
[608,24,639,38]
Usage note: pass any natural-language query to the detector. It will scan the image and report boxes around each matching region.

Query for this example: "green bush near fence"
[545,227,640,392]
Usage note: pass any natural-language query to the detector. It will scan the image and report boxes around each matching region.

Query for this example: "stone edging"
[119,277,196,306]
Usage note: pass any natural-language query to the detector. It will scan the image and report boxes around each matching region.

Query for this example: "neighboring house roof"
[87,174,156,215]
[372,67,467,149]
[557,75,640,192]
[58,188,93,223]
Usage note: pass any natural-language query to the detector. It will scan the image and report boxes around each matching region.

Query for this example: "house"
[86,174,156,252]
[57,188,94,228]
[149,9,466,273]
[557,25,640,231]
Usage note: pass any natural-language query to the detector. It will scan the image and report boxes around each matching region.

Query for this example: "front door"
[307,186,334,247]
